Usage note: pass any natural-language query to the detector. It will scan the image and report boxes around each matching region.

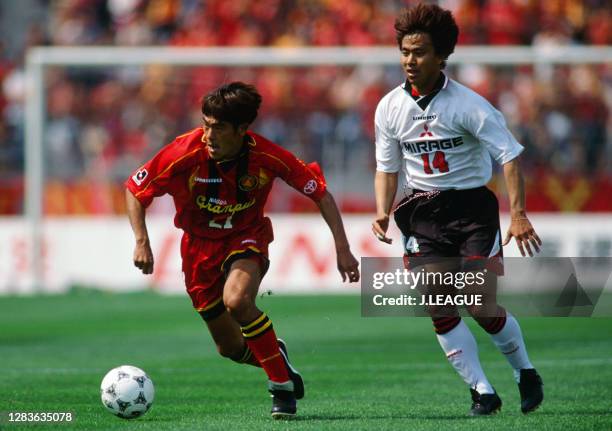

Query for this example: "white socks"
[435,314,534,392]
[489,313,534,382]
[436,319,494,394]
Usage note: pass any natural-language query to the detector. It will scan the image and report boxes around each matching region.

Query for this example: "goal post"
[24,45,612,291]
[25,45,612,66]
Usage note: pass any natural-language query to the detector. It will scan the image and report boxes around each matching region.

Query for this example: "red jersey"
[126,128,327,239]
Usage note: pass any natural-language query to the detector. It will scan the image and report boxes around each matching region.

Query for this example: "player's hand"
[133,240,154,274]
[372,214,393,244]
[502,216,542,257]
[337,248,360,283]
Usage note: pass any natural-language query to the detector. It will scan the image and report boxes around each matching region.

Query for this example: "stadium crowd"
[0,0,610,214]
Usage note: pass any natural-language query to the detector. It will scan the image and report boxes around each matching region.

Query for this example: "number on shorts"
[405,235,420,253]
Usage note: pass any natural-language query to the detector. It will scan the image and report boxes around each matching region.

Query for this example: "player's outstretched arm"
[126,189,154,274]
[316,191,360,283]
[501,158,542,257]
[372,171,398,244]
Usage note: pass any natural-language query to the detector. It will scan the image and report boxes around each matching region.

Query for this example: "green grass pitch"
[1,291,611,430]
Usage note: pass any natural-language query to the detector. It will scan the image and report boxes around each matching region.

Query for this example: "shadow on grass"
[527,409,612,417]
[294,409,612,423]
[297,413,473,422]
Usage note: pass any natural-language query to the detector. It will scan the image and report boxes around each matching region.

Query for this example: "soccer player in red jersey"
[126,82,360,419]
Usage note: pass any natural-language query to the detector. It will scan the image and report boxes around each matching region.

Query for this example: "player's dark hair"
[394,4,459,69]
[201,82,262,128]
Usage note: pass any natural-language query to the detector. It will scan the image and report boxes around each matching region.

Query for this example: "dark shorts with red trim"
[393,186,503,274]
[181,217,273,319]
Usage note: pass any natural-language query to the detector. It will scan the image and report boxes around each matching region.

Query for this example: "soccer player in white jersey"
[372,4,544,416]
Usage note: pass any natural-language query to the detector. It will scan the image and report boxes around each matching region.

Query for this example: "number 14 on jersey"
[421,151,449,174]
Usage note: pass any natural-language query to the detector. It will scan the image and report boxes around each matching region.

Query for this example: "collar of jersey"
[402,72,448,95]
[215,134,255,164]
[402,72,448,110]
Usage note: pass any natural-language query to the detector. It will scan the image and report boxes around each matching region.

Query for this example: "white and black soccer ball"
[100,365,154,419]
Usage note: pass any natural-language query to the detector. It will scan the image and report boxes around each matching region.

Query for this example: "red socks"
[241,313,289,383]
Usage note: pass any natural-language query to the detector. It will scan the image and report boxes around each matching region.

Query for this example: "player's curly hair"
[394,4,459,69]
[201,82,262,128]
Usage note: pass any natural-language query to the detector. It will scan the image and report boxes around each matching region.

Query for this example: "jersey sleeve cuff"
[496,146,524,165]
[375,166,401,173]
[309,182,327,202]
[125,180,153,208]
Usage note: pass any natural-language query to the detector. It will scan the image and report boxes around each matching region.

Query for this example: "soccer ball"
[100,365,155,419]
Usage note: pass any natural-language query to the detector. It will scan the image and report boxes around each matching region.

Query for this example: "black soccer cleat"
[518,368,543,414]
[277,338,304,400]
[469,388,502,416]
[270,389,297,420]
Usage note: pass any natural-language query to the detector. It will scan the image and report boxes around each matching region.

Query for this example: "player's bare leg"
[464,271,543,413]
[205,311,260,367]
[224,257,302,419]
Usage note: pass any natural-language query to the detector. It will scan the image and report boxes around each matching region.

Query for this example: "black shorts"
[393,186,503,273]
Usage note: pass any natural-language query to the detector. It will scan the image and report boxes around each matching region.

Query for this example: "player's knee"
[224,291,255,320]
[465,302,499,320]
[427,305,445,318]
[472,307,507,334]
[465,303,484,318]
[425,303,457,320]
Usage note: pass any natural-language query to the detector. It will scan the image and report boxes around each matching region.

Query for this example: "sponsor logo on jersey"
[241,239,257,245]
[132,169,148,186]
[303,179,318,194]
[238,174,259,191]
[188,167,222,193]
[401,136,464,154]
[195,177,222,183]
[196,196,256,214]
[209,197,227,205]
[413,114,437,121]
[419,123,434,137]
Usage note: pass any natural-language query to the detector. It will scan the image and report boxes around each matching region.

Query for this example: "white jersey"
[375,75,523,197]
